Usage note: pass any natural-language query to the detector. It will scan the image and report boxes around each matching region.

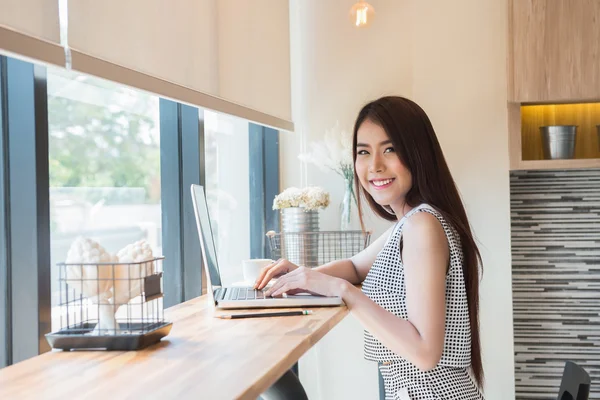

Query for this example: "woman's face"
[355,119,412,214]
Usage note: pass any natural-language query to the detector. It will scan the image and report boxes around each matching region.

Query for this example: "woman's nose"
[369,154,384,173]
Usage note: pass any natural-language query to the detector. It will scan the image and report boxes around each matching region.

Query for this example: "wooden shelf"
[511,158,600,171]
[509,102,600,171]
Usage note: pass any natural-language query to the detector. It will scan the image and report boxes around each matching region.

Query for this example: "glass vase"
[340,177,354,231]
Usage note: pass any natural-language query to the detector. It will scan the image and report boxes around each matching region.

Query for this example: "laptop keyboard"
[225,287,268,301]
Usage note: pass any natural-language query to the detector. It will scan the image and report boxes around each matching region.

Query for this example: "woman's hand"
[253,259,300,290]
[263,266,346,298]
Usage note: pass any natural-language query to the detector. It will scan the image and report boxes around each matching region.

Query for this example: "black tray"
[45,321,173,351]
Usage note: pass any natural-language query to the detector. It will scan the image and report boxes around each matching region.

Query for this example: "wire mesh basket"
[46,257,172,351]
[266,230,372,267]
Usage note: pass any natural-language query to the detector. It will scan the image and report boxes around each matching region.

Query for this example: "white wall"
[409,2,515,398]
[286,0,413,235]
[285,1,515,399]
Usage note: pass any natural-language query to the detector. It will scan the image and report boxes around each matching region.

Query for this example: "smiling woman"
[257,96,485,400]
[351,97,484,399]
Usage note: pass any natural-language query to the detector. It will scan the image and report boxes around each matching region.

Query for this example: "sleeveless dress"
[362,204,484,400]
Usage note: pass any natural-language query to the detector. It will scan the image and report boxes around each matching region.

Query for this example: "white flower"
[272,187,304,209]
[273,186,330,211]
[302,186,330,210]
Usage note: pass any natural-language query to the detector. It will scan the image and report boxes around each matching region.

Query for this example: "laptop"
[190,184,344,309]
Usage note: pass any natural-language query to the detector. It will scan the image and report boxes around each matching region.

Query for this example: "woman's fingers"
[254,259,286,289]
[265,273,305,297]
[263,274,286,295]
[253,259,278,288]
[270,275,309,297]
[269,282,297,298]
[264,273,295,296]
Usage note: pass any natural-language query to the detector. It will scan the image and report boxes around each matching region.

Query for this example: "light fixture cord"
[58,0,72,69]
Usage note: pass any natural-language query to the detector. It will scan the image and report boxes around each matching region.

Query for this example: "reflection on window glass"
[204,110,250,285]
[48,67,161,331]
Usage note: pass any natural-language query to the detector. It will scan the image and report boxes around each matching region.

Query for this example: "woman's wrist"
[336,278,357,302]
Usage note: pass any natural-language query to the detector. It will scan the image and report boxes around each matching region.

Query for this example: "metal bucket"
[540,125,577,160]
[281,207,319,267]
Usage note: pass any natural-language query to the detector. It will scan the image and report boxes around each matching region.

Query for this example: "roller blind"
[0,0,293,131]
[68,0,220,103]
[0,0,60,43]
[217,0,292,125]
[0,0,64,65]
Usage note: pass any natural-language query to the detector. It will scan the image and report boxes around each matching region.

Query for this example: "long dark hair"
[353,96,484,387]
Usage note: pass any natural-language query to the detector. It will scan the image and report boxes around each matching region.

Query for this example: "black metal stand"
[378,364,386,400]
[260,369,308,400]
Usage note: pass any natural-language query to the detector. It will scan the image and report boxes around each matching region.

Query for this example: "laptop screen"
[191,184,222,288]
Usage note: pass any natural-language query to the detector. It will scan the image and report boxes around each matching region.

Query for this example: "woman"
[254,96,484,400]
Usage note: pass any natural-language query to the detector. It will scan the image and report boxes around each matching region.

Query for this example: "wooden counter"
[0,295,348,400]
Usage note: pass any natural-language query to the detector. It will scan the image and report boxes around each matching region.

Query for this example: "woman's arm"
[314,224,396,284]
[339,212,449,370]
[313,259,362,284]
[265,212,448,370]
[256,224,396,289]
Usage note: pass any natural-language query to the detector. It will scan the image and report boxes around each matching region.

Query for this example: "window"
[47,68,161,330]
[204,110,251,285]
[203,111,280,286]
[0,55,279,366]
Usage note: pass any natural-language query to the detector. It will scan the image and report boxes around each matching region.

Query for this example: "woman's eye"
[384,147,395,153]
[357,150,369,155]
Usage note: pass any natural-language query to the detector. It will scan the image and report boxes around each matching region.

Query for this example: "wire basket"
[46,256,172,351]
[266,230,372,267]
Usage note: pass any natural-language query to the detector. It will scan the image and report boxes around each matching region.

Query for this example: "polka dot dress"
[362,204,484,400]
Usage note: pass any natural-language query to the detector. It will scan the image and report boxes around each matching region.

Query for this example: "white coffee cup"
[242,259,274,283]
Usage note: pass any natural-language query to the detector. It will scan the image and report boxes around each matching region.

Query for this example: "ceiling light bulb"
[349,1,375,28]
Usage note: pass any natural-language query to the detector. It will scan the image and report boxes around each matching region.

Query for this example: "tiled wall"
[510,169,600,399]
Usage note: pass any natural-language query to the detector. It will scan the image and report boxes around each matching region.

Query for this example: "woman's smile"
[370,178,395,190]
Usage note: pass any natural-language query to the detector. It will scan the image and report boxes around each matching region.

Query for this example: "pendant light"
[349,0,375,28]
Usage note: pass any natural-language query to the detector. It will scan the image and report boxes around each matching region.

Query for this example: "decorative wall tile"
[510,169,600,399]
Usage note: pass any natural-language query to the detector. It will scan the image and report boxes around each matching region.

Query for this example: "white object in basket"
[112,240,155,306]
[64,237,118,334]
[65,238,156,335]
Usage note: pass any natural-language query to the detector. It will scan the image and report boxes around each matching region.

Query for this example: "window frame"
[249,124,280,259]
[159,100,205,306]
[0,55,52,365]
[0,55,10,368]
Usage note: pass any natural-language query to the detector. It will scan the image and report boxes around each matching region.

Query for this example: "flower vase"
[340,177,355,231]
[281,207,319,267]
